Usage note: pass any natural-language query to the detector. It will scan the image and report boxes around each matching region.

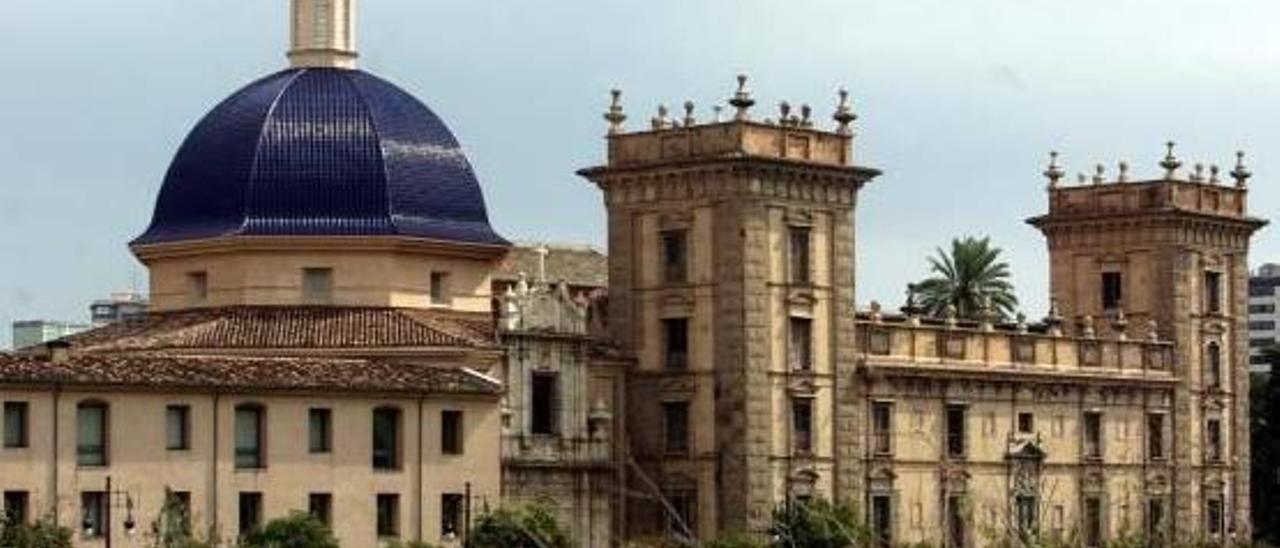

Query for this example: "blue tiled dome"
[134,68,508,247]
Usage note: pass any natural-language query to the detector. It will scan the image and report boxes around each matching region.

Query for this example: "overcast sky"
[2,0,1279,347]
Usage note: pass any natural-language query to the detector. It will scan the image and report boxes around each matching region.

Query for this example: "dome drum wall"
[138,236,501,313]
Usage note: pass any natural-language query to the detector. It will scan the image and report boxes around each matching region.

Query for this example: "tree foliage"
[768,498,867,548]
[469,504,571,548]
[915,236,1018,320]
[146,489,218,548]
[0,515,73,548]
[238,512,338,548]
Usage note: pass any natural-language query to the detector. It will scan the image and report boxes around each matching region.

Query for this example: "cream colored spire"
[288,0,358,69]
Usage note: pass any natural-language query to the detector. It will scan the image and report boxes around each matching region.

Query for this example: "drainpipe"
[51,384,61,524]
[211,393,220,534]
[417,397,425,543]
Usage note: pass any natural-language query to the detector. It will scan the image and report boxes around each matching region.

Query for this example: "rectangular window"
[1147,413,1165,460]
[235,405,265,469]
[945,405,967,459]
[531,373,558,435]
[1084,412,1103,460]
[187,271,208,304]
[77,402,108,466]
[792,398,813,455]
[309,408,332,453]
[238,492,262,537]
[442,410,464,455]
[872,402,893,455]
[1017,412,1035,434]
[1016,495,1038,537]
[376,494,400,538]
[1205,271,1223,314]
[666,490,697,538]
[302,267,334,305]
[663,318,689,370]
[789,317,813,370]
[442,493,464,538]
[81,492,106,538]
[1250,320,1277,331]
[1206,498,1223,536]
[946,495,967,548]
[1147,498,1166,545]
[3,402,28,448]
[789,227,811,284]
[662,230,688,284]
[3,491,29,525]
[372,407,402,470]
[430,271,449,305]
[1083,497,1103,548]
[166,405,190,451]
[1206,418,1222,463]
[309,493,332,527]
[871,495,893,548]
[1251,337,1275,348]
[1102,271,1123,310]
[1249,304,1276,314]
[664,401,690,455]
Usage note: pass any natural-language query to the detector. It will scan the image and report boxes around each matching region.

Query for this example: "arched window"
[1206,343,1222,389]
[235,403,266,469]
[76,401,109,466]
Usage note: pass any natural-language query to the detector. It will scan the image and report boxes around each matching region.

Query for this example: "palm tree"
[915,236,1018,320]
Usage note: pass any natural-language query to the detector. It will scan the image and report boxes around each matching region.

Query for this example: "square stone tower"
[1027,148,1266,540]
[579,79,880,540]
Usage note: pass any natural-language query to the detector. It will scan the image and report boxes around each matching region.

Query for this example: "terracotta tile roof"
[62,306,497,353]
[494,244,607,289]
[0,353,501,396]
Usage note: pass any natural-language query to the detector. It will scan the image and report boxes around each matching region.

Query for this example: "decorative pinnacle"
[800,104,813,128]
[1160,141,1182,179]
[683,100,696,127]
[1077,173,1088,185]
[729,74,756,121]
[651,104,670,130]
[1231,151,1252,187]
[1043,151,1065,187]
[1191,163,1206,183]
[712,105,725,123]
[604,89,626,134]
[833,88,857,135]
[1092,164,1105,185]
[1117,161,1130,183]
[779,101,792,125]
[1209,164,1221,185]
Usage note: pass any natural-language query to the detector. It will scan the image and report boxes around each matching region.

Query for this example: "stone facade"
[497,276,625,547]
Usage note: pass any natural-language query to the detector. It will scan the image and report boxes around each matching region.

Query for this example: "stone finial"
[1209,164,1221,185]
[604,89,627,134]
[729,74,756,121]
[779,101,793,125]
[800,104,814,128]
[1044,297,1064,337]
[1117,161,1130,183]
[1081,315,1096,338]
[1190,163,1206,183]
[834,88,857,135]
[1015,312,1029,334]
[901,283,923,317]
[1160,141,1182,179]
[1112,309,1129,341]
[1092,164,1106,185]
[712,105,725,123]
[978,296,995,331]
[651,104,671,130]
[1043,151,1065,188]
[869,300,883,322]
[516,272,530,296]
[1231,151,1252,187]
[1147,319,1160,342]
[943,304,958,328]
[683,100,696,127]
[1077,173,1088,185]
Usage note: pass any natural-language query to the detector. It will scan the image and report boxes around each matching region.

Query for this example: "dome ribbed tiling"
[135,68,507,247]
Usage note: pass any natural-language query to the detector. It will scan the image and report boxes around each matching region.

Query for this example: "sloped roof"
[494,244,607,289]
[62,306,496,353]
[0,353,500,395]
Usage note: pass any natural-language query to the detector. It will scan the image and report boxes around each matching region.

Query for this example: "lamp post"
[83,476,136,548]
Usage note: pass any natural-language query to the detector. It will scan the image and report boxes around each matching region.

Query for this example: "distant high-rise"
[88,291,149,327]
[10,320,89,350]
[1248,263,1280,371]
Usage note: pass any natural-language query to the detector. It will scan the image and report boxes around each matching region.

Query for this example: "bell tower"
[580,78,880,539]
[1028,145,1265,539]
[288,0,357,69]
